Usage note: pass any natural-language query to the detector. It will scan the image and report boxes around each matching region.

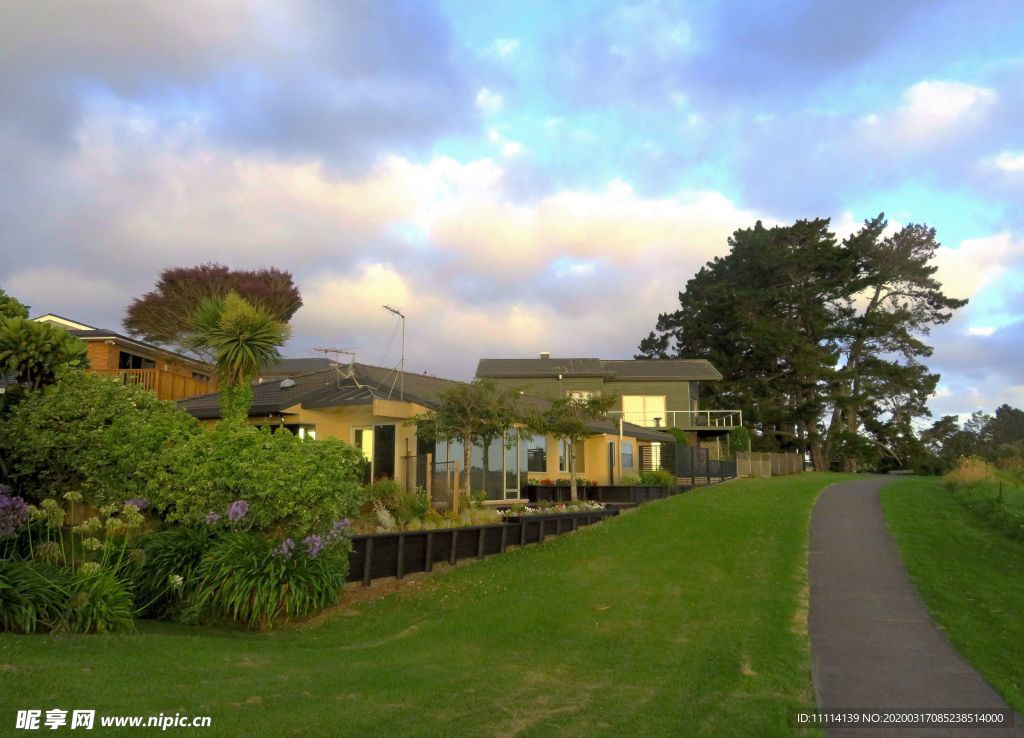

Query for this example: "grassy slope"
[2,474,849,737]
[882,477,1024,713]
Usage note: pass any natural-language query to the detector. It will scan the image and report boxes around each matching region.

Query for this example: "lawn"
[882,477,1024,714]
[2,474,850,737]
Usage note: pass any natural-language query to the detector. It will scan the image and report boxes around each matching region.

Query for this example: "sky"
[2,0,1024,421]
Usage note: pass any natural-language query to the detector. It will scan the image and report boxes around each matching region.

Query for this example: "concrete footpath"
[808,477,1024,737]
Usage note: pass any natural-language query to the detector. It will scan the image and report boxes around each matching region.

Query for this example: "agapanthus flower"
[62,490,84,503]
[0,489,28,539]
[227,499,249,522]
[34,541,64,565]
[168,574,184,590]
[78,562,101,576]
[124,498,150,511]
[204,512,221,525]
[327,519,351,542]
[303,534,324,558]
[275,538,295,560]
[82,537,102,551]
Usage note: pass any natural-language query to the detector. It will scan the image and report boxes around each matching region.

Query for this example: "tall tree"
[638,214,965,471]
[826,217,967,470]
[413,380,520,514]
[187,292,290,421]
[528,393,617,501]
[124,263,301,360]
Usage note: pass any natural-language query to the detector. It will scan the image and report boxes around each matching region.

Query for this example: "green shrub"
[193,531,348,629]
[366,479,403,501]
[150,423,366,536]
[63,569,135,634]
[665,427,690,446]
[133,527,214,619]
[389,488,430,528]
[728,426,751,456]
[619,474,643,486]
[0,370,199,506]
[0,559,70,634]
[640,470,677,487]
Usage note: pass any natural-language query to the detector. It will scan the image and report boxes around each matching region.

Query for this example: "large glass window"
[526,435,547,472]
[622,395,668,427]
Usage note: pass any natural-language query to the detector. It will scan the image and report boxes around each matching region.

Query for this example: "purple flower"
[275,538,295,560]
[204,512,221,525]
[0,489,28,539]
[327,518,351,542]
[125,498,150,511]
[303,534,324,558]
[227,500,249,522]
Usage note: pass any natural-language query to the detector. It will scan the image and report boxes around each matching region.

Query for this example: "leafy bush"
[944,456,994,490]
[63,569,135,634]
[150,423,366,537]
[728,426,751,456]
[0,370,199,506]
[664,427,690,446]
[0,318,89,393]
[619,474,644,486]
[193,531,348,629]
[0,559,70,634]
[133,527,214,619]
[640,470,677,487]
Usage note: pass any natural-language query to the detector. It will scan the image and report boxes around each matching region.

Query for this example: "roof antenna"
[311,347,358,389]
[382,305,405,400]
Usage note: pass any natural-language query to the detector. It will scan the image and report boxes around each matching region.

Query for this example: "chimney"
[540,352,550,360]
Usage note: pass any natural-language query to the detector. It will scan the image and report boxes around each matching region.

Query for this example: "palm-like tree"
[188,292,289,421]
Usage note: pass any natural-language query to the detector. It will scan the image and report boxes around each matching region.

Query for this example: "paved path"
[808,477,1024,737]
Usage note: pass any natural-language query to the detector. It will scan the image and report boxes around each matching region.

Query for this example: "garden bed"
[525,484,686,505]
[347,509,620,586]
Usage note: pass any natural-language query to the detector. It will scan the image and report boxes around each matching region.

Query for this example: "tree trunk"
[568,441,578,502]
[461,432,473,514]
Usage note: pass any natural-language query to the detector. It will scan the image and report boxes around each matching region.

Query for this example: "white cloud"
[490,38,520,58]
[967,326,996,336]
[992,151,1024,172]
[933,232,1024,301]
[475,87,504,114]
[894,80,997,139]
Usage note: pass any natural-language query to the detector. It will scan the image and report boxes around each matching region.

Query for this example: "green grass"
[2,474,851,737]
[882,477,1024,713]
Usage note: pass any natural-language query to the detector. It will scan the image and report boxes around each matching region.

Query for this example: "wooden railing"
[90,368,216,402]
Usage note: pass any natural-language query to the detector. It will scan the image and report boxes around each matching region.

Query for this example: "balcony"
[90,368,216,402]
[607,409,742,432]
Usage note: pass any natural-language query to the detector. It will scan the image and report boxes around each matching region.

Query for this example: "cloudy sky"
[3,0,1024,419]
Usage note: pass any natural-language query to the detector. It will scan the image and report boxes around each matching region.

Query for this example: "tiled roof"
[476,357,721,381]
[178,361,466,419]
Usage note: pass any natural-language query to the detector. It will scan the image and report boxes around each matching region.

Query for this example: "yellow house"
[178,359,675,504]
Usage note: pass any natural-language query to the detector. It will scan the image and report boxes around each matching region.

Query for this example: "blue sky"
[2,0,1024,420]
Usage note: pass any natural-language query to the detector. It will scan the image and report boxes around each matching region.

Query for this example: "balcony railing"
[607,409,743,431]
[90,368,216,402]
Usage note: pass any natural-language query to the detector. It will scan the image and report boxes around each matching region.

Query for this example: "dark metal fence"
[347,510,620,586]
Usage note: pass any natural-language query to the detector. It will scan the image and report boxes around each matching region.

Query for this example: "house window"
[118,351,156,370]
[192,372,211,382]
[526,435,547,472]
[622,395,667,428]
[621,441,634,469]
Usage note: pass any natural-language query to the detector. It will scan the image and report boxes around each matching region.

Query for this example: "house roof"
[476,357,721,381]
[178,361,464,419]
[258,357,334,377]
[31,314,213,371]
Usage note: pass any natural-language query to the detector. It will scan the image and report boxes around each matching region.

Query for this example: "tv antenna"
[311,347,358,388]
[382,305,405,400]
